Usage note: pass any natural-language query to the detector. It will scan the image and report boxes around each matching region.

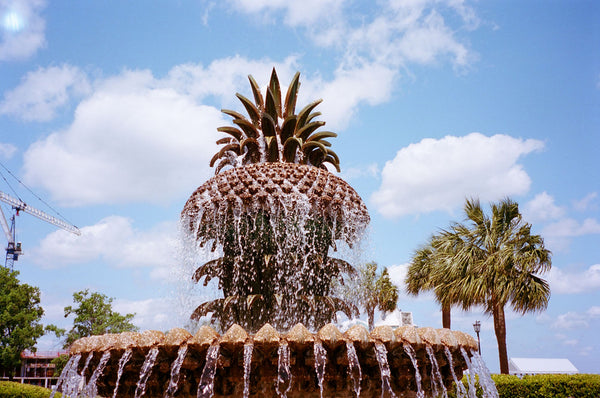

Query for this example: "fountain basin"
[63,323,478,397]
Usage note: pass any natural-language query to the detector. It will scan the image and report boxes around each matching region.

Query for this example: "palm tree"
[406,239,456,329]
[436,198,552,374]
[346,262,399,330]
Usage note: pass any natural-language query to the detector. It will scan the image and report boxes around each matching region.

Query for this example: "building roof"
[509,358,578,375]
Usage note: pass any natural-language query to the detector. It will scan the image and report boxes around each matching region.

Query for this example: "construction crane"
[0,190,81,268]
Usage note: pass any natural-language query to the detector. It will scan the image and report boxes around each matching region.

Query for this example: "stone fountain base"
[60,323,480,398]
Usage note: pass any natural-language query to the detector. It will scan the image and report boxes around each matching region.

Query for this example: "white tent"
[509,358,578,376]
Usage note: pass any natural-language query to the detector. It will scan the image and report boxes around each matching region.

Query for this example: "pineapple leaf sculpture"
[209,69,341,174]
[182,69,369,332]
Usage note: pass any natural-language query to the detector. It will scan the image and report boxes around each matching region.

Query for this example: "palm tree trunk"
[492,298,509,374]
[367,305,375,331]
[442,302,451,329]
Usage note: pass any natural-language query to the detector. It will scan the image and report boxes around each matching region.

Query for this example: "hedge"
[0,381,62,398]
[448,373,600,398]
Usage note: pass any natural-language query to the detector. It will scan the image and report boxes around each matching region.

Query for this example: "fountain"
[53,69,497,397]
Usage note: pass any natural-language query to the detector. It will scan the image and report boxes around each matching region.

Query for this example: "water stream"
[374,342,396,398]
[314,341,327,398]
[135,347,160,398]
[276,343,292,398]
[444,346,466,398]
[425,345,447,398]
[243,343,253,398]
[113,349,133,398]
[404,344,425,398]
[83,351,111,397]
[460,348,477,398]
[346,341,362,397]
[197,344,220,398]
[164,345,188,398]
[470,350,499,398]
[49,354,79,398]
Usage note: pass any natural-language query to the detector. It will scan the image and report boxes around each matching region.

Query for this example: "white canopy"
[509,357,578,376]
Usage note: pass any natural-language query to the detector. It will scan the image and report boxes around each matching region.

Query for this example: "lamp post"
[473,320,481,355]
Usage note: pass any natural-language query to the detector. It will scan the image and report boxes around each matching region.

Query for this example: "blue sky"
[0,0,598,374]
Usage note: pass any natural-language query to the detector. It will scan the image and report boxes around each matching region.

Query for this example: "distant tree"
[0,268,45,379]
[63,289,138,347]
[407,198,552,374]
[341,262,399,330]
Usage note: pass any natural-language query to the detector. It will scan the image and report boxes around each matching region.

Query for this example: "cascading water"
[470,351,499,398]
[113,348,133,398]
[460,347,477,398]
[50,354,78,398]
[314,341,327,397]
[374,342,396,398]
[445,346,467,398]
[276,343,292,398]
[426,345,447,398]
[346,341,362,397]
[404,344,425,398]
[164,345,188,398]
[243,343,253,398]
[135,347,160,398]
[83,351,111,397]
[197,344,220,398]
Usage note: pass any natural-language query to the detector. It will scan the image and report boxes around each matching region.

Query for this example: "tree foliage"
[63,289,138,347]
[341,262,399,330]
[0,267,45,377]
[407,198,551,374]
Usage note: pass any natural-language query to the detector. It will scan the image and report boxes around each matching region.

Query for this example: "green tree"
[343,262,399,330]
[63,289,138,347]
[409,198,551,374]
[0,268,45,379]
[407,240,456,329]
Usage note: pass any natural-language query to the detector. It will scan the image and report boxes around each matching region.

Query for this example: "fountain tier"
[64,323,478,398]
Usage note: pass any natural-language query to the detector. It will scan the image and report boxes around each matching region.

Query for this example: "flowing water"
[164,345,188,398]
[276,343,292,398]
[113,349,133,398]
[83,351,111,397]
[63,352,93,397]
[135,347,160,398]
[346,341,362,397]
[314,341,327,398]
[404,344,425,398]
[374,343,396,398]
[243,343,253,398]
[198,344,220,398]
[444,346,467,398]
[425,345,447,398]
[460,348,477,398]
[469,350,499,398]
[50,354,79,398]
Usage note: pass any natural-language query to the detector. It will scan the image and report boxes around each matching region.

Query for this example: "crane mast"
[0,190,81,268]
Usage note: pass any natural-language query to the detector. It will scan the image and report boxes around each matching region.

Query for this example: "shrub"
[448,373,600,398]
[0,381,62,398]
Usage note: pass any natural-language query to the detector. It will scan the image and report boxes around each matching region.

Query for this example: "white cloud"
[22,69,224,206]
[0,142,16,159]
[228,0,344,27]
[0,0,46,61]
[31,216,178,277]
[573,192,598,212]
[522,192,565,223]
[340,163,379,181]
[371,133,544,218]
[552,306,600,330]
[548,264,600,294]
[114,297,176,331]
[543,218,600,251]
[0,64,90,121]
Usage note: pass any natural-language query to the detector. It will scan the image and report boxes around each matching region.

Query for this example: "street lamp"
[473,320,481,355]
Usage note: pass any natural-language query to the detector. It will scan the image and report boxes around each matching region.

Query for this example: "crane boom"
[0,191,81,235]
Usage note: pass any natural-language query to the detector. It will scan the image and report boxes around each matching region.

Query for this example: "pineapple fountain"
[53,70,497,397]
